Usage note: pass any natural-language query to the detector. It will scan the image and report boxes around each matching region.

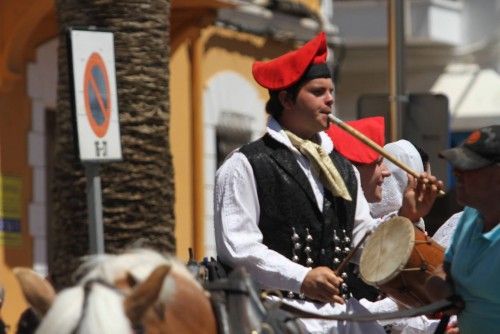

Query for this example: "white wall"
[27,38,58,276]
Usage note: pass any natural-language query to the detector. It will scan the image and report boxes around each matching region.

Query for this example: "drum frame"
[360,217,445,308]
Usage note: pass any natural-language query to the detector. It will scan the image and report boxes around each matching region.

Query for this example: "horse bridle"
[70,278,145,334]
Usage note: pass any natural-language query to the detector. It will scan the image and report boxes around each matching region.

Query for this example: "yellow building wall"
[169,28,294,260]
[295,0,320,13]
[0,0,57,327]
[201,27,295,102]
[0,57,34,332]
[170,42,194,261]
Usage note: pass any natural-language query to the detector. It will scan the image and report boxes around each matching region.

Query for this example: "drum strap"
[278,295,462,322]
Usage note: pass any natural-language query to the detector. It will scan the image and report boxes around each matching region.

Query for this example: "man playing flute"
[214,32,442,333]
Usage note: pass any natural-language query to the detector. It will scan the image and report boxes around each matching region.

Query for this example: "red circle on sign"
[83,52,111,138]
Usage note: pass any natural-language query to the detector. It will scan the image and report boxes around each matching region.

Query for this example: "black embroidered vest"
[239,134,357,272]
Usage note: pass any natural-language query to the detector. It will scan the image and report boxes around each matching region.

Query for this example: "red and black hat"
[326,116,385,164]
[439,125,500,170]
[252,32,330,90]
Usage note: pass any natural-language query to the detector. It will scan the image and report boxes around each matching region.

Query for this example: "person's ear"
[278,91,293,110]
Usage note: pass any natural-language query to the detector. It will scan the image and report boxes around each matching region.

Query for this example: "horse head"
[12,268,54,333]
[14,249,217,334]
[124,264,217,334]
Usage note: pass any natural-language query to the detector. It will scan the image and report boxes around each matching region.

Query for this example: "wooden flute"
[328,114,445,196]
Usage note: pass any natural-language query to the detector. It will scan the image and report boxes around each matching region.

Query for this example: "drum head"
[359,216,415,286]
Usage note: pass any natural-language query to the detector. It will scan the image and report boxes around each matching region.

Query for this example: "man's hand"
[300,266,345,304]
[426,264,464,316]
[446,320,459,334]
[426,275,454,302]
[399,172,443,222]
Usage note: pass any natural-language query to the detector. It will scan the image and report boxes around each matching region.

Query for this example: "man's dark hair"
[266,77,318,120]
[415,145,430,168]
[265,85,300,119]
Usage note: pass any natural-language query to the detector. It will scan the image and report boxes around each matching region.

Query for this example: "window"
[215,112,253,167]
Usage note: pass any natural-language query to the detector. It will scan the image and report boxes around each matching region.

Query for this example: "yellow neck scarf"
[285,130,352,201]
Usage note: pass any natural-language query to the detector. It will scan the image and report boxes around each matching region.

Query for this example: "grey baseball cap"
[439,125,500,171]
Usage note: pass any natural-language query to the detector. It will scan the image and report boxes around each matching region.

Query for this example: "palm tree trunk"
[52,0,174,289]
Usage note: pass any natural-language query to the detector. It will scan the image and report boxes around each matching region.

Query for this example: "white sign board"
[69,29,122,162]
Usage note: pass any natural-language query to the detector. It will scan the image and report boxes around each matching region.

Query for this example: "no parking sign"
[68,28,122,162]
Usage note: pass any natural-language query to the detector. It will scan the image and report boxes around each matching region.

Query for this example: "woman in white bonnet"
[369,139,427,231]
[361,140,443,334]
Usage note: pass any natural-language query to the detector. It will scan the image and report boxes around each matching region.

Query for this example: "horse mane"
[36,248,204,334]
[36,283,131,334]
[76,248,197,286]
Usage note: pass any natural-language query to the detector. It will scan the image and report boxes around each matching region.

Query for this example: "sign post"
[85,164,104,254]
[68,27,122,254]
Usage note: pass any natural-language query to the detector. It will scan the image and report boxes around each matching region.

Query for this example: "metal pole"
[388,0,406,141]
[85,163,105,254]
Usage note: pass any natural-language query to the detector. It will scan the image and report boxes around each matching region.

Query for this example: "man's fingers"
[318,276,344,303]
[436,179,444,192]
[320,278,341,295]
[320,274,344,303]
[417,173,442,202]
[407,173,417,189]
[446,321,459,334]
[304,281,339,303]
[332,295,345,305]
[420,173,443,195]
[326,273,343,286]
[301,267,345,304]
[415,175,426,202]
[315,289,344,304]
[419,182,426,202]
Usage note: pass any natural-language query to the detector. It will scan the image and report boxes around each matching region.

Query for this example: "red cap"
[326,116,385,164]
[252,32,328,90]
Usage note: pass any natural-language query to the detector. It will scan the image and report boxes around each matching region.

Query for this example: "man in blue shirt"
[434,125,500,333]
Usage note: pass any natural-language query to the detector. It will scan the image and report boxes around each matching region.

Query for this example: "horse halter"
[70,278,145,334]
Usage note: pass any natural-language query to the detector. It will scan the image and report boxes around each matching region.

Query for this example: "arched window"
[203,71,266,256]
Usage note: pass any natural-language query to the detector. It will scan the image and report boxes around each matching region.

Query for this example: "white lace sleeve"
[432,211,463,248]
